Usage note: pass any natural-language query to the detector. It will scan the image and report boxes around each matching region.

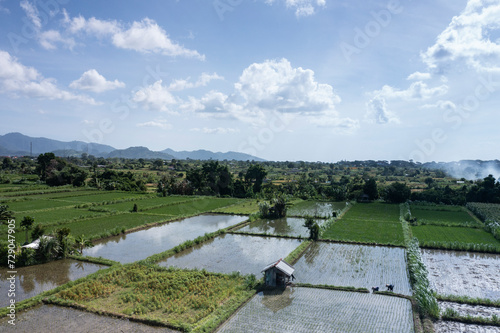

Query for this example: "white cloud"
[364,96,399,124]
[266,0,326,17]
[112,18,204,59]
[421,0,500,73]
[63,13,204,59]
[0,50,97,104]
[407,71,431,81]
[70,69,125,93]
[169,72,223,91]
[136,119,172,130]
[39,30,76,50]
[133,80,178,113]
[190,127,239,134]
[186,58,357,130]
[374,81,448,100]
[421,100,457,110]
[20,0,41,29]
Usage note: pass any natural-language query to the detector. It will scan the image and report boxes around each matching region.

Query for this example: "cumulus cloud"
[421,0,500,73]
[136,119,172,130]
[63,13,204,59]
[0,50,97,104]
[70,69,125,93]
[407,71,431,81]
[132,80,178,113]
[266,0,326,17]
[365,96,399,124]
[186,58,357,130]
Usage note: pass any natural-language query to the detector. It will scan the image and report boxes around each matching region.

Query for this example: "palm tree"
[21,216,35,243]
[36,236,61,262]
[75,234,94,255]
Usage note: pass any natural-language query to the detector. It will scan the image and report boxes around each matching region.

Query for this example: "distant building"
[262,259,295,287]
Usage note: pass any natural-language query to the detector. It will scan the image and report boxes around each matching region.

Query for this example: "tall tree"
[21,216,35,243]
[245,164,267,193]
[363,178,378,200]
[383,182,411,203]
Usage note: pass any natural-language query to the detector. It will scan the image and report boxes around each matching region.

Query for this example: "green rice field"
[322,203,404,245]
[410,204,479,227]
[412,225,500,247]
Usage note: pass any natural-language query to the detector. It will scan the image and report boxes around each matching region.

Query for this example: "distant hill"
[0,132,115,157]
[162,148,265,162]
[107,147,174,160]
[0,132,264,161]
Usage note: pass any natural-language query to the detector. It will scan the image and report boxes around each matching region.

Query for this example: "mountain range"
[0,133,265,161]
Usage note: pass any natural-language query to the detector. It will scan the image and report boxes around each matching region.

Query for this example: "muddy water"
[293,242,412,295]
[237,217,323,238]
[0,259,106,307]
[421,249,500,300]
[439,301,500,319]
[83,214,247,263]
[434,321,500,333]
[288,201,346,218]
[157,233,301,276]
[217,287,415,333]
[0,304,175,332]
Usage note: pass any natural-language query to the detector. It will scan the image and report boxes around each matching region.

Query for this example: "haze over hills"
[0,133,265,162]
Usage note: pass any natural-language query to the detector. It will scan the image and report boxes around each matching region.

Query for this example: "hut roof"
[262,258,295,277]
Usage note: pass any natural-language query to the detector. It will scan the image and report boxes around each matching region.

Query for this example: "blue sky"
[1,0,499,162]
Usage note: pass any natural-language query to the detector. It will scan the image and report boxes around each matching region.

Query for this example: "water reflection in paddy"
[237,217,323,238]
[83,214,247,263]
[0,259,106,307]
[158,233,301,276]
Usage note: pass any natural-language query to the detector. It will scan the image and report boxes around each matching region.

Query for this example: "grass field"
[322,203,404,246]
[99,196,199,212]
[16,208,106,226]
[42,213,171,239]
[410,204,479,227]
[145,197,240,216]
[212,200,260,215]
[53,192,146,203]
[7,199,78,212]
[412,225,500,247]
[49,263,255,332]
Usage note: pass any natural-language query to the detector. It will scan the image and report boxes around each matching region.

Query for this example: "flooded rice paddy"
[293,242,412,295]
[421,249,500,300]
[216,287,414,333]
[439,301,500,319]
[236,217,323,238]
[157,233,301,276]
[83,214,247,263]
[0,259,106,307]
[287,201,347,218]
[434,321,500,333]
[0,304,175,332]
